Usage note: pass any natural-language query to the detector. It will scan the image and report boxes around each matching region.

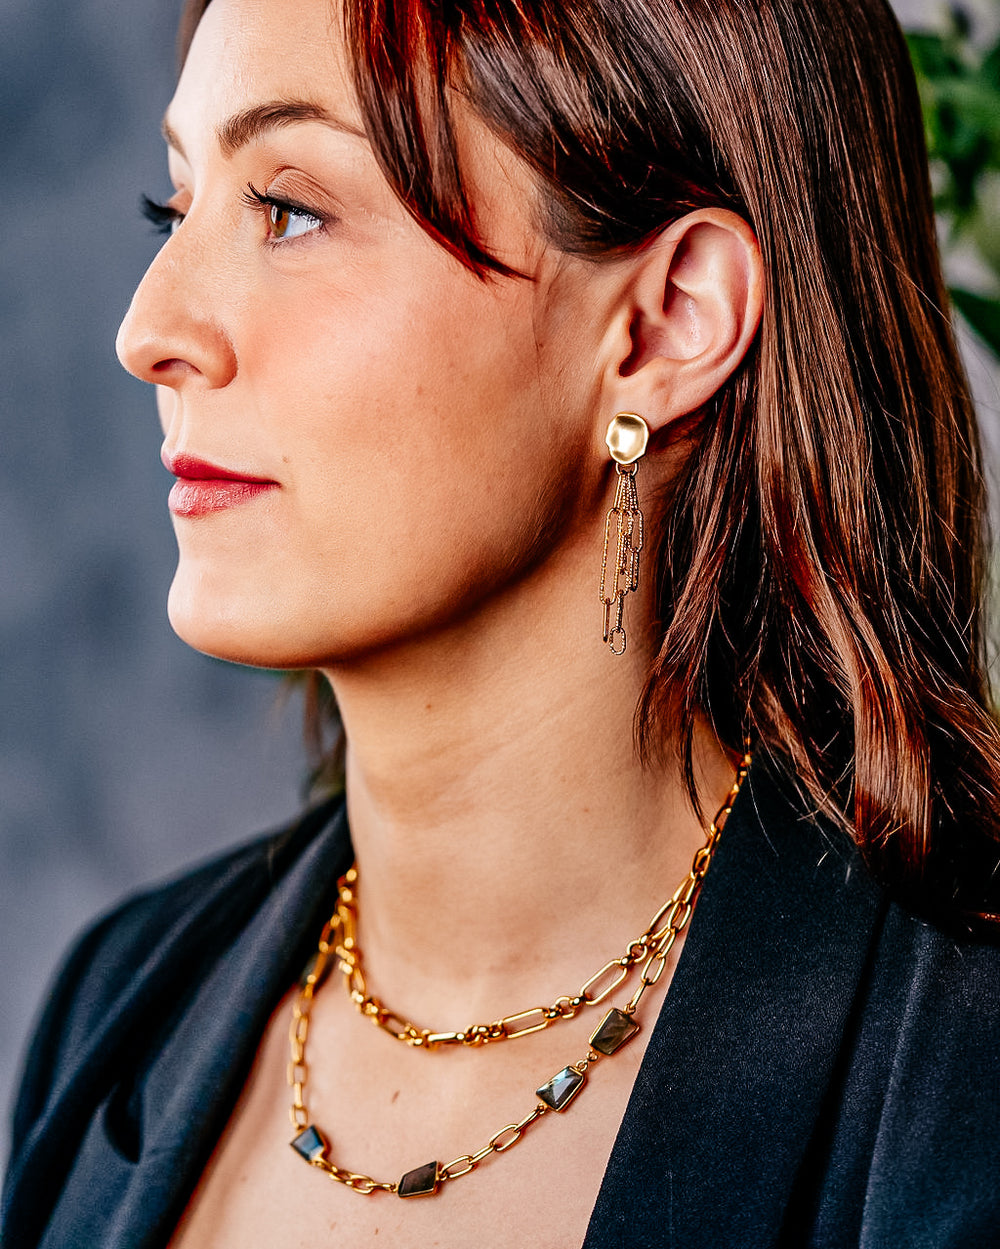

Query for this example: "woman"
[4,0,1000,1245]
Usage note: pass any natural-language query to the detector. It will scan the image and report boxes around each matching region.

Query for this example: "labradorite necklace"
[287,751,750,1198]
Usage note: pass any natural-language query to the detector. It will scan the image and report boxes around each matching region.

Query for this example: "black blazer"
[4,766,1000,1248]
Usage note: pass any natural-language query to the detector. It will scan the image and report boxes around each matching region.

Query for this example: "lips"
[162,450,278,518]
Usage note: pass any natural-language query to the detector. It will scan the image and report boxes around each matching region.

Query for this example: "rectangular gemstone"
[536,1064,586,1112]
[590,1007,640,1056]
[398,1160,441,1198]
[290,1124,328,1163]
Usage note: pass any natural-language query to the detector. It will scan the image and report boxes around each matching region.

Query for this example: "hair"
[179,0,1000,935]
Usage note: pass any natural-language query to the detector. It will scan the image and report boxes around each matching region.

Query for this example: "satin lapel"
[582,765,885,1249]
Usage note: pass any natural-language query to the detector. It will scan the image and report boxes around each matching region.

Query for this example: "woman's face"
[116,0,611,668]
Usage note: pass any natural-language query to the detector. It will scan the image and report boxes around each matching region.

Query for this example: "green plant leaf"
[952,287,1000,357]
[906,16,1000,358]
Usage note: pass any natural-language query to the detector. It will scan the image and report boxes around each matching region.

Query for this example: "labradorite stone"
[589,1007,640,1055]
[536,1064,586,1112]
[398,1160,441,1198]
[290,1124,328,1163]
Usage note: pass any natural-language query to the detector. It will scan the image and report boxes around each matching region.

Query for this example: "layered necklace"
[287,748,751,1198]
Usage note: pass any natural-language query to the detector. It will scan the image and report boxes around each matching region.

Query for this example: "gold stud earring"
[600,413,649,655]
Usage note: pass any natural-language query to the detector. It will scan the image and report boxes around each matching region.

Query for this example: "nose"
[115,229,238,390]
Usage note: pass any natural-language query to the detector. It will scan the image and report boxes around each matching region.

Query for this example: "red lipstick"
[162,452,278,518]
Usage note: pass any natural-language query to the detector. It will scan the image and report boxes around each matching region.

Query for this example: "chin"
[167,573,311,669]
[164,544,507,669]
[165,565,402,670]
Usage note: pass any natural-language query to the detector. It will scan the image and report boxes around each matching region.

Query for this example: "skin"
[115,0,763,1243]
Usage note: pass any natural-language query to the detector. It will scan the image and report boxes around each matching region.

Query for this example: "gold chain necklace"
[288,749,750,1198]
[335,867,689,1048]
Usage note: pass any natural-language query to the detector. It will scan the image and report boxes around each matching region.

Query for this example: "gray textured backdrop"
[0,0,305,1161]
[2,0,999,1172]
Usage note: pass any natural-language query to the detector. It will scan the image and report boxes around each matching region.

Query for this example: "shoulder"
[740,755,1000,965]
[630,760,1000,1245]
[718,755,1000,1097]
[9,794,346,1148]
[755,763,1000,1235]
[861,897,1000,1104]
[2,796,350,1245]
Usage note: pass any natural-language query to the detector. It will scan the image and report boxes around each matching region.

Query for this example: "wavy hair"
[180,0,1000,934]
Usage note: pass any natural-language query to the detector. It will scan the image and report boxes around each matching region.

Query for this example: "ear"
[602,209,763,431]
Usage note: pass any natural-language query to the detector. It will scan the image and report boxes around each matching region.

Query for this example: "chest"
[166,983,664,1249]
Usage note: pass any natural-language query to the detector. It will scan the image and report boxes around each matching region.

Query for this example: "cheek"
[254,277,565,544]
[168,263,597,666]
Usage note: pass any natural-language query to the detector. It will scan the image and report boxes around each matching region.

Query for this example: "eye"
[266,202,323,240]
[243,184,325,242]
[140,194,183,236]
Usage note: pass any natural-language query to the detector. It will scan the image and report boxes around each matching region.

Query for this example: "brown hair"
[180,0,1000,934]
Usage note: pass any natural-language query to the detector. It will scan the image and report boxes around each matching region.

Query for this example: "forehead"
[169,0,361,140]
[166,0,547,273]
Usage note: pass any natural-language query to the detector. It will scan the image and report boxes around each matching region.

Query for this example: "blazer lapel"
[584,764,886,1248]
[15,801,351,1249]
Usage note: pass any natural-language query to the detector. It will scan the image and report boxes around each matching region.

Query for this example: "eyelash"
[140,194,182,235]
[241,183,327,241]
[139,184,328,241]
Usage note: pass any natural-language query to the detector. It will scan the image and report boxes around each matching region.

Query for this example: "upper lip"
[162,450,276,483]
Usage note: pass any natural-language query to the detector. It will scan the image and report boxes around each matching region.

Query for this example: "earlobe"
[609,208,763,429]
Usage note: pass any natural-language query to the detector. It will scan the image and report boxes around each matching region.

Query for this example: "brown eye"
[243,185,324,241]
[269,204,291,238]
[266,201,322,241]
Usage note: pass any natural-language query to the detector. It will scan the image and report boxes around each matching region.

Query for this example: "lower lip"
[168,479,277,517]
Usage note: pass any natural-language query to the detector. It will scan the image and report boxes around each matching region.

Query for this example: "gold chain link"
[287,748,751,1196]
[334,752,749,1051]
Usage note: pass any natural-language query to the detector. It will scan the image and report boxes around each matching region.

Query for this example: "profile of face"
[114,0,634,670]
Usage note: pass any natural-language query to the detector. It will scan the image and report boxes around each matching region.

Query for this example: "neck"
[322,547,737,1026]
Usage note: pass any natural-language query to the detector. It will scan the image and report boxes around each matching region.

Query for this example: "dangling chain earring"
[600,413,649,655]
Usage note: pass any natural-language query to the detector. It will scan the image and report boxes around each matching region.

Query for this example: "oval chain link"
[334,746,751,1053]
[287,749,751,1195]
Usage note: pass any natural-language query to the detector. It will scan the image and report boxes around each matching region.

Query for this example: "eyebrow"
[161,99,368,160]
